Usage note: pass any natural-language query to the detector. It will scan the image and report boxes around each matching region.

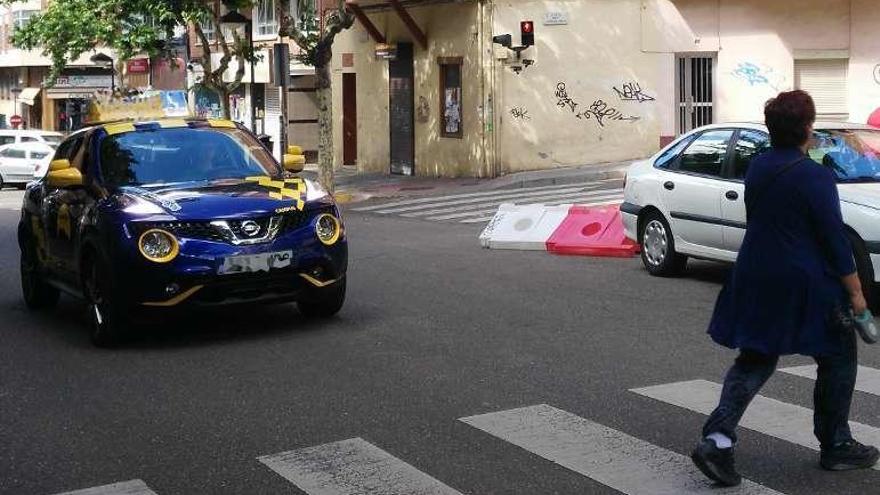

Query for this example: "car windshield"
[99,127,280,187]
[41,134,62,144]
[809,129,880,182]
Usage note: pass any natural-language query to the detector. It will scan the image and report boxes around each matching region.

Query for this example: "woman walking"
[691,90,879,486]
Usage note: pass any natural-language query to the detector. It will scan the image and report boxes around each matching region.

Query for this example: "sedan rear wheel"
[640,212,687,277]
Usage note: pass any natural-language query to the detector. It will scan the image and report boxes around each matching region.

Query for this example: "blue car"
[18,118,347,346]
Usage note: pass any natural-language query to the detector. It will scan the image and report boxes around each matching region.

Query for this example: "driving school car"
[18,118,347,346]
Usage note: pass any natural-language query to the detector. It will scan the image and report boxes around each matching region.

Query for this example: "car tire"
[297,278,346,318]
[639,211,687,277]
[20,238,59,310]
[849,233,878,313]
[83,251,130,347]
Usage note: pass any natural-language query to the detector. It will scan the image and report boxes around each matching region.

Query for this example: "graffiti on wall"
[510,107,530,120]
[731,62,786,91]
[554,81,640,129]
[613,82,655,103]
[577,100,640,127]
[555,83,579,112]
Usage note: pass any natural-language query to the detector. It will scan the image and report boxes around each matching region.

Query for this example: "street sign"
[544,11,569,25]
[10,115,22,128]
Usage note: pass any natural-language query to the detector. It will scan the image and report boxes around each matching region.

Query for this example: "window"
[675,129,734,176]
[290,0,316,29]
[12,10,38,29]
[255,0,277,37]
[0,136,15,146]
[732,130,771,179]
[3,147,26,159]
[809,129,880,182]
[199,18,216,42]
[30,151,49,160]
[21,136,36,142]
[439,58,462,138]
[654,135,695,169]
[795,58,848,121]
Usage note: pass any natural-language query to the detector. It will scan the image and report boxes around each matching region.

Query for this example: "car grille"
[133,221,227,242]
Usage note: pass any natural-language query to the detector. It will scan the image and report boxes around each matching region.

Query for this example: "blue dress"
[708,147,856,357]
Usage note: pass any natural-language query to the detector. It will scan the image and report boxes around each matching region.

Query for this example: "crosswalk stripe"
[399,189,623,218]
[52,479,158,495]
[352,179,621,212]
[460,404,784,494]
[257,437,463,495]
[374,185,604,215]
[780,365,880,397]
[427,192,624,222]
[630,379,880,467]
[456,195,624,223]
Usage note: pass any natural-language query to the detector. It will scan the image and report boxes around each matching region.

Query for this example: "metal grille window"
[255,0,277,37]
[677,55,714,134]
[795,58,848,121]
[439,57,463,139]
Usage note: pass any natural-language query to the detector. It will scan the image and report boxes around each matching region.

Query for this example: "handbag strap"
[745,156,807,220]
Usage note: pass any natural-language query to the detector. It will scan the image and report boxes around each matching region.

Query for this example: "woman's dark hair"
[764,90,816,148]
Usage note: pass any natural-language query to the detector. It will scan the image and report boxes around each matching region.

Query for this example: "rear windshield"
[99,127,280,187]
[810,129,880,182]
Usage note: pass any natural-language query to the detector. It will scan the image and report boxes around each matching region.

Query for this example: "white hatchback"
[0,142,55,189]
[622,122,880,303]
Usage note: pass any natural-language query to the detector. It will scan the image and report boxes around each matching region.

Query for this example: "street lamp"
[220,9,256,132]
[90,52,115,92]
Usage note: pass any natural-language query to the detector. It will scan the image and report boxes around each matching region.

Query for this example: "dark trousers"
[702,331,858,450]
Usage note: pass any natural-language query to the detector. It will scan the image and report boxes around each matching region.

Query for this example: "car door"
[659,128,735,255]
[42,134,88,281]
[1,146,30,182]
[28,148,52,179]
[721,129,771,251]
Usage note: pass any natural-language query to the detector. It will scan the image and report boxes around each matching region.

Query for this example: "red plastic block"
[546,205,639,258]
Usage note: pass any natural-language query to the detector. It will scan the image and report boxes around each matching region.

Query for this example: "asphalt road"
[2,189,880,495]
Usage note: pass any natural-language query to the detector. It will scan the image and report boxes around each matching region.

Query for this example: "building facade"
[330,0,880,178]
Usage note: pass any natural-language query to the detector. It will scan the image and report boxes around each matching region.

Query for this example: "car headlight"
[315,213,342,245]
[138,229,179,263]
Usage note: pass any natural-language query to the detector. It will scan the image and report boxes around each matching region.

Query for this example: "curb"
[485,163,630,191]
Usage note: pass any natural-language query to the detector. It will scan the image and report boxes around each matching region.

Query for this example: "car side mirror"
[46,159,83,188]
[283,154,305,173]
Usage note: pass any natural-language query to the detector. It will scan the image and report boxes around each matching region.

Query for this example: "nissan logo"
[241,220,261,237]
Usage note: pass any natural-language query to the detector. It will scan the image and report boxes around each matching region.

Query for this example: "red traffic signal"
[520,21,534,47]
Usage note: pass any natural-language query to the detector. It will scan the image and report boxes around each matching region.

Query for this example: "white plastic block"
[480,203,571,250]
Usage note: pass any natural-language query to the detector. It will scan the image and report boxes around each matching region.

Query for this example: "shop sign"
[375,43,397,60]
[53,75,113,88]
[543,11,569,25]
[127,59,150,74]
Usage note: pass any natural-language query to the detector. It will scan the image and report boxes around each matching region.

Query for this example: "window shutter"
[265,86,281,114]
[794,59,848,121]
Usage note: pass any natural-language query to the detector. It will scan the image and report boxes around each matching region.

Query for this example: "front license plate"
[218,250,294,275]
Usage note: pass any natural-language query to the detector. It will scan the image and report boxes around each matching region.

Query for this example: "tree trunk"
[219,88,231,119]
[315,62,335,193]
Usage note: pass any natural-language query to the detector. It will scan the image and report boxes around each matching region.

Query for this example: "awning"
[19,87,40,106]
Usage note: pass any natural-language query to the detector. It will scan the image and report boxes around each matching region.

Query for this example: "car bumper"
[620,202,641,242]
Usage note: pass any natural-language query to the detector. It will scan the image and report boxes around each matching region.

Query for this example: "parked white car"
[622,122,880,303]
[0,142,55,189]
[0,129,63,148]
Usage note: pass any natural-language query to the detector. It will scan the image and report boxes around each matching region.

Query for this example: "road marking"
[780,365,880,397]
[53,479,158,495]
[258,437,463,495]
[352,179,621,212]
[457,195,624,223]
[374,185,603,215]
[400,189,623,218]
[630,379,880,468]
[460,404,783,494]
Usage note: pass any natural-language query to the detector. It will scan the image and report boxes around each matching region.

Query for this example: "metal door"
[677,55,715,134]
[342,73,358,166]
[389,43,414,176]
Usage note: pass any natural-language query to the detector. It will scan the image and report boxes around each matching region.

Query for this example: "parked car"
[622,122,880,307]
[19,118,347,346]
[0,129,63,147]
[0,142,54,189]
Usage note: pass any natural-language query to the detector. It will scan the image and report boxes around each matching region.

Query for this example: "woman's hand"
[851,291,868,316]
[843,272,868,316]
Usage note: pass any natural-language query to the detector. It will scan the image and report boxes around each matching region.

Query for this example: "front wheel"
[297,278,346,318]
[20,239,59,310]
[83,253,130,347]
[639,212,687,277]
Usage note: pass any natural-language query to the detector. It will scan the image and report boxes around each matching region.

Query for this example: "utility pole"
[275,1,289,157]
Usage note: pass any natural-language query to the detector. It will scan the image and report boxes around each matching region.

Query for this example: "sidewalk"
[302,160,632,204]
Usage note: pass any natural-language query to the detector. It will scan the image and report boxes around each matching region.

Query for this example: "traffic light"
[520,20,534,47]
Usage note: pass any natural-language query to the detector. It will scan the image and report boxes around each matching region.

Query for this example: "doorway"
[342,73,357,166]
[676,55,715,134]
[389,43,414,175]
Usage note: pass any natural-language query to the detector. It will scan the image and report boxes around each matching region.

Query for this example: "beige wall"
[331,2,488,177]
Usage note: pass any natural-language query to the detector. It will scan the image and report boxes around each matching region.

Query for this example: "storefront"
[44,69,113,131]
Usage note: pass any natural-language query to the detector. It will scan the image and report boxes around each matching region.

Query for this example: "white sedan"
[622,122,880,304]
[0,142,55,189]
